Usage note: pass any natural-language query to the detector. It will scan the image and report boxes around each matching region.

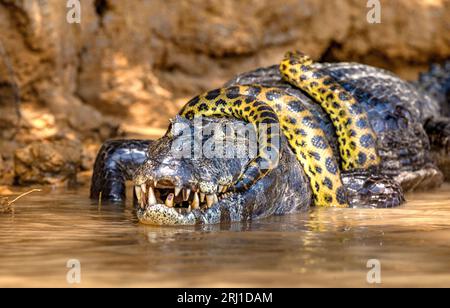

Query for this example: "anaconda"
[90,54,450,225]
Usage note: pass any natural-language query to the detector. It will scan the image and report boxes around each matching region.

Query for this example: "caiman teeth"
[192,193,200,209]
[141,184,147,194]
[206,195,216,208]
[137,179,230,212]
[183,189,191,201]
[174,187,182,197]
[165,193,174,208]
[135,186,142,203]
[148,186,157,206]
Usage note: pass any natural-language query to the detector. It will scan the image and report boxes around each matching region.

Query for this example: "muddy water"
[0,184,450,288]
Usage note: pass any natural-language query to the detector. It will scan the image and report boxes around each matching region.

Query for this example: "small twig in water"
[1,189,42,214]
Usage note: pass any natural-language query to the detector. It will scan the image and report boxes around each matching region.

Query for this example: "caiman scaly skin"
[91,56,450,225]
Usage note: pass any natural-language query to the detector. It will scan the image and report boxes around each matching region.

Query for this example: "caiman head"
[133,116,311,225]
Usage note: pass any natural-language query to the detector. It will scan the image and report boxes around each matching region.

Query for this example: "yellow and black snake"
[280,51,380,170]
[179,51,381,208]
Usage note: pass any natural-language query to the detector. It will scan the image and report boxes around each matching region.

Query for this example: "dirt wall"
[0,0,449,186]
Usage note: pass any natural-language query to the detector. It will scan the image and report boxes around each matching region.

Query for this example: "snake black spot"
[349,141,357,150]
[247,86,262,97]
[300,75,308,81]
[266,90,283,101]
[315,166,323,174]
[347,130,357,138]
[198,103,209,111]
[319,88,327,94]
[233,100,243,107]
[289,68,298,75]
[295,129,307,136]
[281,64,287,71]
[300,152,306,160]
[288,100,305,112]
[332,102,341,109]
[216,99,227,107]
[302,117,319,129]
[310,82,319,88]
[184,111,195,120]
[358,152,367,165]
[188,96,200,107]
[324,194,333,204]
[245,97,254,104]
[339,110,347,118]
[226,87,241,100]
[325,157,338,175]
[370,154,377,161]
[315,182,321,192]
[301,65,309,72]
[249,110,255,117]
[339,92,351,101]
[244,106,251,112]
[323,177,333,190]
[311,136,328,149]
[326,93,335,101]
[258,105,273,112]
[297,140,307,148]
[205,89,221,101]
[252,101,263,108]
[286,117,297,125]
[360,134,375,148]
[263,118,279,124]
[356,119,368,129]
[308,151,321,161]
[345,118,353,127]
[336,186,348,205]
[260,111,278,120]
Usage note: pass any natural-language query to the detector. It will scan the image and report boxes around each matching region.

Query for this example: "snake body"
[280,52,380,170]
[180,52,381,208]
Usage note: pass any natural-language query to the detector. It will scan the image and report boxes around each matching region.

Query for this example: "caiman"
[90,52,450,225]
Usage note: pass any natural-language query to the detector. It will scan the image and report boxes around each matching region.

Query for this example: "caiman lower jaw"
[134,179,235,225]
[136,198,233,226]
